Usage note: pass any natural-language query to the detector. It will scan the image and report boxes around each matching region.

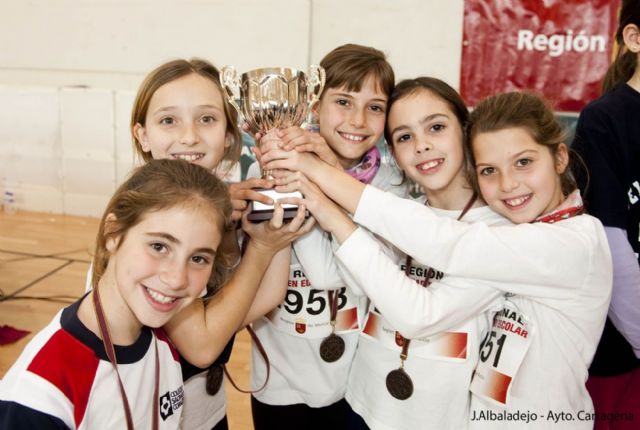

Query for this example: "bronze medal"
[205,364,224,395]
[386,368,414,400]
[320,333,345,362]
[319,290,345,362]
[387,329,413,400]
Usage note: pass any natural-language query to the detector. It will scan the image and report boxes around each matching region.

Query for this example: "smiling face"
[105,204,222,330]
[315,76,387,169]
[473,127,568,223]
[133,73,230,171]
[388,89,468,207]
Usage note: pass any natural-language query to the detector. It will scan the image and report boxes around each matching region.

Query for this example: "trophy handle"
[307,65,326,111]
[220,66,246,123]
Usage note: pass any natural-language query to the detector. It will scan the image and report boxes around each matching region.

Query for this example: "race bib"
[265,265,361,338]
[361,310,468,361]
[470,300,534,407]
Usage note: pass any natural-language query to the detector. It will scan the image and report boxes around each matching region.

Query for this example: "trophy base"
[247,188,309,223]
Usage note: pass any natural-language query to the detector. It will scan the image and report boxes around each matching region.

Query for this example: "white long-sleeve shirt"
[249,161,408,407]
[348,186,612,429]
[336,204,508,430]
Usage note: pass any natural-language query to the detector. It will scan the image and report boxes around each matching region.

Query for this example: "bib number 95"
[280,288,348,315]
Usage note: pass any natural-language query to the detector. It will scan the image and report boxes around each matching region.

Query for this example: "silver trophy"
[221,66,325,222]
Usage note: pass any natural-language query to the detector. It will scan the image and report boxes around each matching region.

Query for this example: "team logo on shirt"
[159,393,173,420]
[159,386,184,421]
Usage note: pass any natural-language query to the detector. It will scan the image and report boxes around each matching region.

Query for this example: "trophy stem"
[260,129,279,180]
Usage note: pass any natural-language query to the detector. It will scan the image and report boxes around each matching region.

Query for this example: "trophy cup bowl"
[221,66,325,222]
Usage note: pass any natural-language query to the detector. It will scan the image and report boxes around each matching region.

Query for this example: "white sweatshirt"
[249,161,408,407]
[337,204,508,430]
[347,186,612,429]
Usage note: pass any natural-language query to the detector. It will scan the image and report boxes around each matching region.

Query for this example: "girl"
[572,0,640,426]
[341,78,508,429]
[127,58,313,429]
[0,159,231,428]
[247,44,407,430]
[268,91,612,429]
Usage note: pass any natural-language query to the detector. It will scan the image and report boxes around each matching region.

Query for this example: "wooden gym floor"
[0,210,254,429]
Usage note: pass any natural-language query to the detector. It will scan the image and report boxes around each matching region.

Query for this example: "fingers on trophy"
[221,65,325,222]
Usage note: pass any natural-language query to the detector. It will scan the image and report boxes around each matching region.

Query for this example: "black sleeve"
[572,106,628,229]
[0,401,70,430]
[180,334,236,381]
[215,333,235,365]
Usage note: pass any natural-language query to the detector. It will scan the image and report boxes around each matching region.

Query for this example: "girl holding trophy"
[244,44,407,429]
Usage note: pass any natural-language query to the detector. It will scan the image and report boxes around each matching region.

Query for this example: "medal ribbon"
[389,192,477,399]
[223,326,270,393]
[223,236,271,394]
[328,290,339,333]
[399,337,411,367]
[93,285,159,430]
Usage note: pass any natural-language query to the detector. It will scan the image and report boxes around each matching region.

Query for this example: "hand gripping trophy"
[220,65,325,222]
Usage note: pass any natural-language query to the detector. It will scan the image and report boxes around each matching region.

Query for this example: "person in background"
[572,0,640,428]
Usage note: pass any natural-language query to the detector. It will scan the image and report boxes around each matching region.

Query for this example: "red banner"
[460,0,620,112]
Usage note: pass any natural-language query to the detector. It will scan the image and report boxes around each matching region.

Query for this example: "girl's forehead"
[137,201,221,225]
[128,204,223,243]
[151,74,223,104]
[400,89,448,108]
[473,127,545,157]
[325,75,388,99]
[389,90,457,124]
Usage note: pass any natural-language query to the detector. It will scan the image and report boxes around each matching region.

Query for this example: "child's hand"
[241,122,265,142]
[241,201,315,255]
[229,178,275,223]
[254,130,288,179]
[275,171,356,243]
[278,127,341,169]
[260,145,325,178]
[241,122,268,165]
[257,130,283,156]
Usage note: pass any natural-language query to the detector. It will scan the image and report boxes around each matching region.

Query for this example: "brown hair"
[384,77,472,185]
[91,159,233,296]
[384,77,470,144]
[468,91,576,196]
[131,58,242,173]
[320,44,395,99]
[603,0,640,92]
